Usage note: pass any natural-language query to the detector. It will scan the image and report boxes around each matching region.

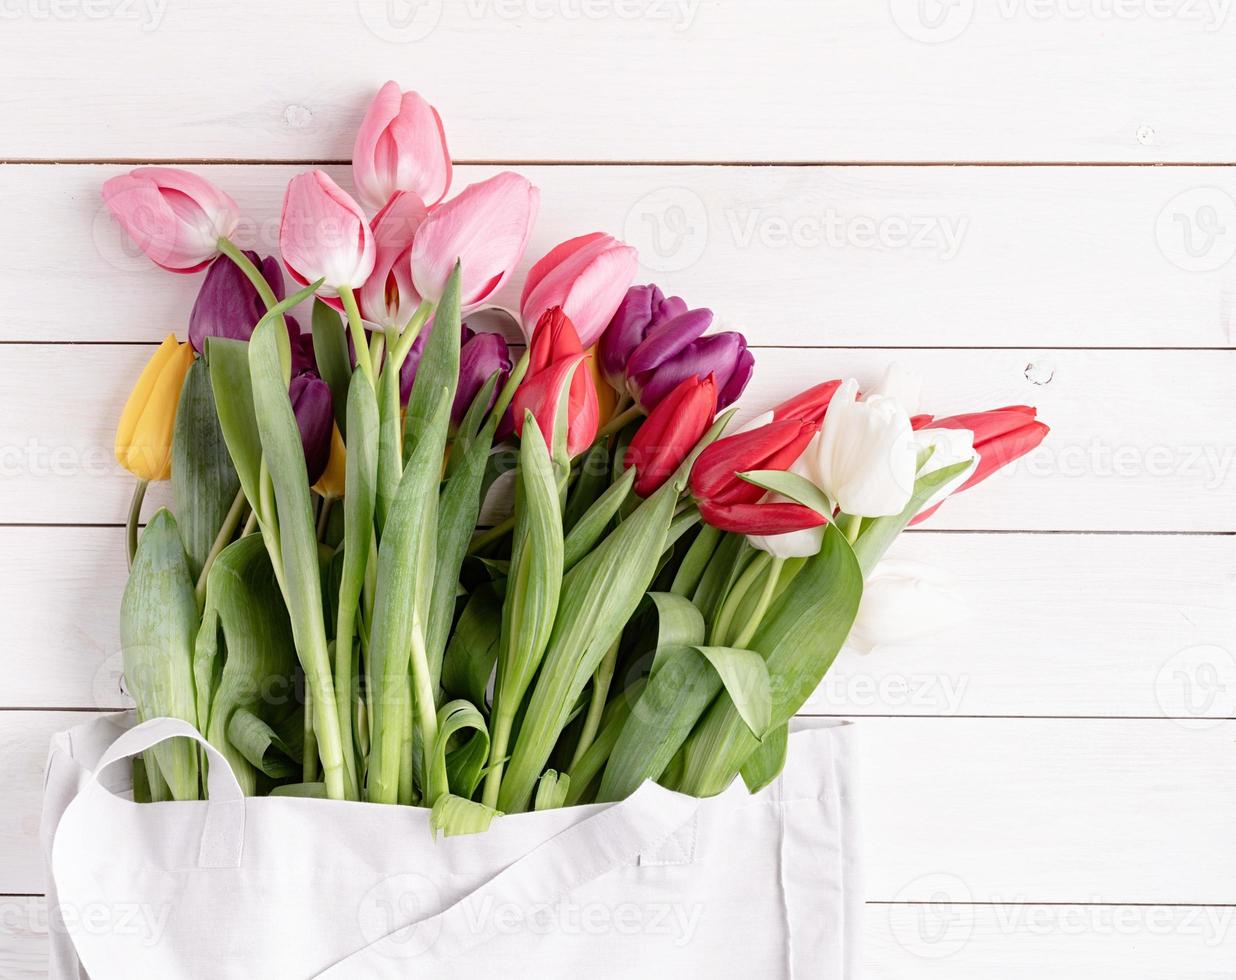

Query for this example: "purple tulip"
[597,284,687,388]
[400,321,511,427]
[188,251,286,352]
[289,374,334,484]
[601,284,754,412]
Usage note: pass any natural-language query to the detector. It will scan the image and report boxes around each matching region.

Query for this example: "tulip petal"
[698,500,827,536]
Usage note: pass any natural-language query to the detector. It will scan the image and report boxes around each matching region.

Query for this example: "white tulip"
[868,362,923,416]
[746,436,827,558]
[809,379,916,518]
[846,559,970,654]
[912,427,978,513]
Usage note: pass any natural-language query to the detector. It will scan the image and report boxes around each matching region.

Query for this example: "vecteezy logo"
[357,0,444,43]
[1154,644,1236,731]
[623,186,709,273]
[889,0,975,43]
[888,872,974,959]
[357,873,443,959]
[1155,187,1236,272]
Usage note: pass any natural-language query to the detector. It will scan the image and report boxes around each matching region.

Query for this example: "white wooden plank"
[6,896,1234,980]
[9,527,1233,719]
[3,344,1231,530]
[1,3,1235,162]
[8,163,1236,347]
[867,903,1236,978]
[7,713,1235,899]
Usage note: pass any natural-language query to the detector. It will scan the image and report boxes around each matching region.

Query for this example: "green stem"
[241,509,258,538]
[481,714,513,810]
[337,285,375,387]
[596,403,643,439]
[570,637,620,770]
[732,557,785,649]
[468,515,514,554]
[218,238,291,378]
[125,479,149,568]
[316,494,335,541]
[409,617,447,804]
[194,486,247,605]
[390,300,434,371]
[711,551,772,646]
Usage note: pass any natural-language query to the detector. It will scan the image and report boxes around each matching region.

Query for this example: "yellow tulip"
[584,344,620,426]
[313,423,347,499]
[115,334,194,481]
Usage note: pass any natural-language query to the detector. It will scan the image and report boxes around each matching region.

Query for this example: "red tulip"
[625,374,718,497]
[771,380,843,424]
[689,418,827,534]
[511,307,600,457]
[912,405,1049,524]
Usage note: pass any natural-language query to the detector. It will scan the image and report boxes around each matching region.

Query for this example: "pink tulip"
[519,232,638,347]
[279,171,375,298]
[101,167,240,273]
[353,81,452,212]
[358,191,428,329]
[410,172,539,312]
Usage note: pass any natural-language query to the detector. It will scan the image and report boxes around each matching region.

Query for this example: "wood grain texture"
[8,713,1236,899]
[7,163,1236,347]
[6,895,1234,979]
[8,527,1233,719]
[4,344,1230,530]
[1,2,1235,162]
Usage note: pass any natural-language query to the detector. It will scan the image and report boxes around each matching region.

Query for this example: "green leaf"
[120,509,200,801]
[271,782,327,799]
[198,534,297,796]
[534,770,570,811]
[226,708,299,780]
[498,475,678,813]
[645,592,707,673]
[249,312,351,801]
[404,263,462,461]
[430,794,500,838]
[206,337,263,519]
[738,469,832,518]
[483,417,564,808]
[676,523,863,797]
[692,645,771,738]
[670,523,721,597]
[561,466,635,572]
[426,377,504,691]
[366,386,451,805]
[442,584,502,708]
[564,678,646,806]
[563,440,611,532]
[311,299,352,432]
[741,722,788,793]
[432,700,491,801]
[172,358,241,579]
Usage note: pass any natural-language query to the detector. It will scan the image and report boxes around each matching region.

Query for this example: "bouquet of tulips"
[106,82,1048,833]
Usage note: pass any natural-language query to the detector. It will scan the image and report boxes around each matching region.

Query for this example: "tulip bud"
[911,406,1049,524]
[772,380,843,425]
[690,417,825,535]
[520,233,639,348]
[353,81,452,212]
[846,559,969,654]
[602,286,753,412]
[313,424,347,499]
[115,334,195,481]
[188,250,287,351]
[411,172,539,311]
[598,284,687,388]
[279,170,376,298]
[810,379,916,518]
[358,191,427,331]
[397,322,512,426]
[510,307,599,458]
[102,167,240,273]
[625,374,718,497]
[289,374,334,485]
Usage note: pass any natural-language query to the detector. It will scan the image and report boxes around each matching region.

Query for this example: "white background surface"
[2,1,1236,976]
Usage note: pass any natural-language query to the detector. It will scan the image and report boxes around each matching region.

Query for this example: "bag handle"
[315,779,704,976]
[86,716,246,869]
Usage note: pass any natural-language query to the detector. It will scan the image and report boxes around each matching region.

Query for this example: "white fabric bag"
[42,712,862,979]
